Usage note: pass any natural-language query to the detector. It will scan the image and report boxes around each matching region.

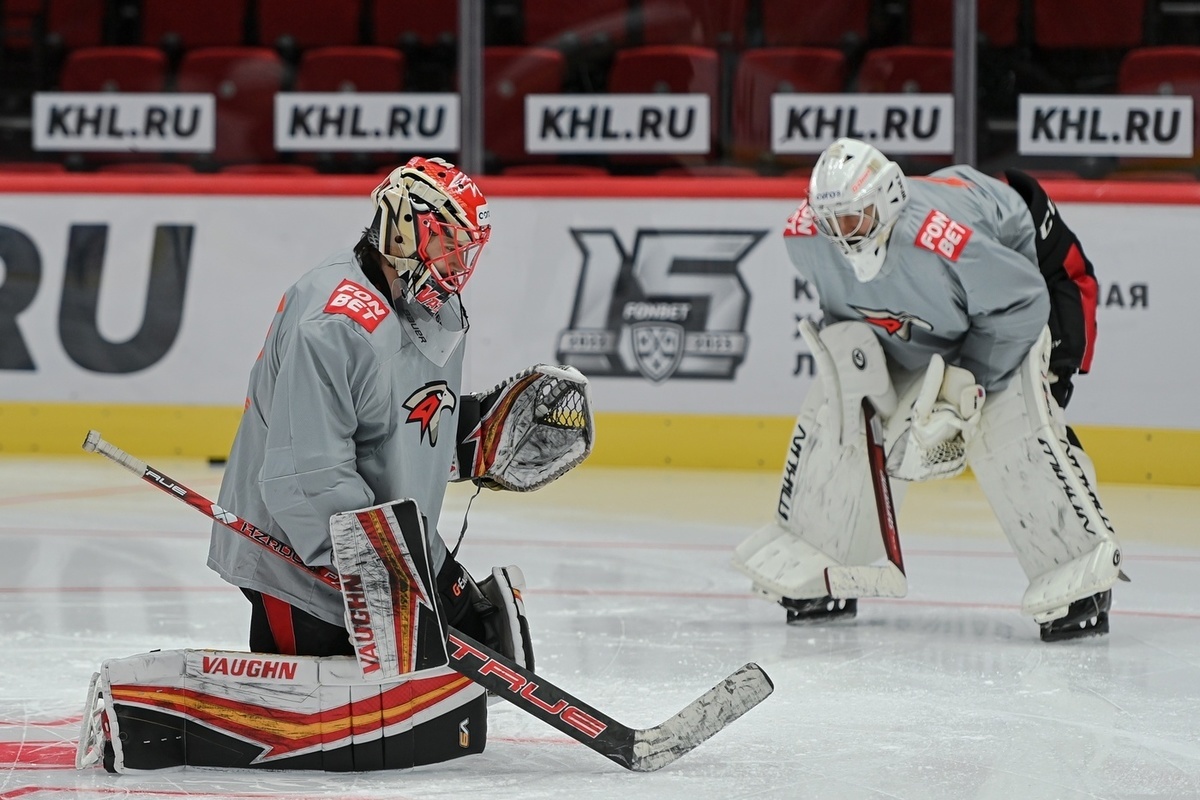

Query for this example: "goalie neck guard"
[369,156,491,314]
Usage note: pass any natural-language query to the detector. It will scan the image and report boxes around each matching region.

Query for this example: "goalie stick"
[821,399,908,598]
[81,430,774,772]
[863,398,906,573]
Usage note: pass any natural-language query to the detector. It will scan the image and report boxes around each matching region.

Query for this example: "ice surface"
[1,456,1198,799]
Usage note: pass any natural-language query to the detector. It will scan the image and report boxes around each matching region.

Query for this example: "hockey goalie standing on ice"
[733,137,1125,643]
[77,157,595,773]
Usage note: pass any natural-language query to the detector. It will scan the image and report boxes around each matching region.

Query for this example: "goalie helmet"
[369,156,491,313]
[808,138,908,282]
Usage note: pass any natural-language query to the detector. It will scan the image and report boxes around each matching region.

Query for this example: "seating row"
[35,43,1200,172]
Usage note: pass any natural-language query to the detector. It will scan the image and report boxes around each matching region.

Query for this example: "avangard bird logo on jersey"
[403,381,457,446]
[850,306,933,341]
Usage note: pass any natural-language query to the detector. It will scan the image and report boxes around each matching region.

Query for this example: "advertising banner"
[274,93,460,152]
[0,188,1183,431]
[770,94,954,154]
[33,93,216,152]
[1018,95,1194,156]
[525,94,710,154]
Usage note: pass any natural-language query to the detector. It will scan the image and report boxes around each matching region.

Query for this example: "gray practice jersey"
[785,165,1050,392]
[209,250,465,626]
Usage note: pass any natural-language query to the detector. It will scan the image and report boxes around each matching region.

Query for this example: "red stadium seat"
[1014,169,1082,180]
[176,47,285,165]
[97,163,195,173]
[58,46,168,92]
[501,164,611,176]
[1105,169,1197,180]
[484,46,567,167]
[783,165,817,177]
[640,0,748,48]
[56,48,170,168]
[1033,0,1145,49]
[1117,46,1200,167]
[373,0,456,47]
[221,163,320,174]
[140,0,247,49]
[257,0,361,50]
[909,0,1020,47]
[760,0,869,48]
[608,46,719,109]
[523,0,629,48]
[732,47,846,165]
[657,165,759,176]
[1118,46,1200,96]
[607,45,721,167]
[45,0,106,49]
[294,46,405,92]
[2,0,43,51]
[1027,0,1146,95]
[856,46,954,93]
[0,162,69,172]
[292,46,406,171]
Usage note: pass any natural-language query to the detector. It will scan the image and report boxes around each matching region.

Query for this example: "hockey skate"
[1039,590,1110,642]
[781,596,858,624]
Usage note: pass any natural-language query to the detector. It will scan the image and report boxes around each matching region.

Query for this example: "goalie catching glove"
[451,364,595,492]
[886,354,985,481]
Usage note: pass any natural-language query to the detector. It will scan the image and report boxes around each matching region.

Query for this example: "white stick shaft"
[82,430,149,476]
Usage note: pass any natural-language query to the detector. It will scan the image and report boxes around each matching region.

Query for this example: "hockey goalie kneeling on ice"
[77,499,535,773]
[733,321,1123,642]
[74,157,595,774]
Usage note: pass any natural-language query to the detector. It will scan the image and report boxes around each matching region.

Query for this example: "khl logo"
[556,229,765,382]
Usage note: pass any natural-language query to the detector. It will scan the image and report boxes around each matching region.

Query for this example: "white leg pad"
[967,328,1123,615]
[79,648,486,773]
[735,321,910,603]
[733,371,908,601]
[732,522,842,602]
[1023,539,1122,621]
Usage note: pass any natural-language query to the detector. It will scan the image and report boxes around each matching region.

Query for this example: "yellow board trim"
[2,404,1196,486]
[0,403,243,460]
[585,413,1200,487]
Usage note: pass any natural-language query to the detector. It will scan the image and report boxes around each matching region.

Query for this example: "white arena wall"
[0,173,1194,486]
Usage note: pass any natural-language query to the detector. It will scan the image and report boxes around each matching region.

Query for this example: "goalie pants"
[244,589,356,658]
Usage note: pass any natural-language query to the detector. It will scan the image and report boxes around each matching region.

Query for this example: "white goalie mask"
[808,138,909,282]
[369,156,491,314]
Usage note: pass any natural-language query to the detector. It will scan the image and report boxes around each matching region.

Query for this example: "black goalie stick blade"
[447,631,774,772]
